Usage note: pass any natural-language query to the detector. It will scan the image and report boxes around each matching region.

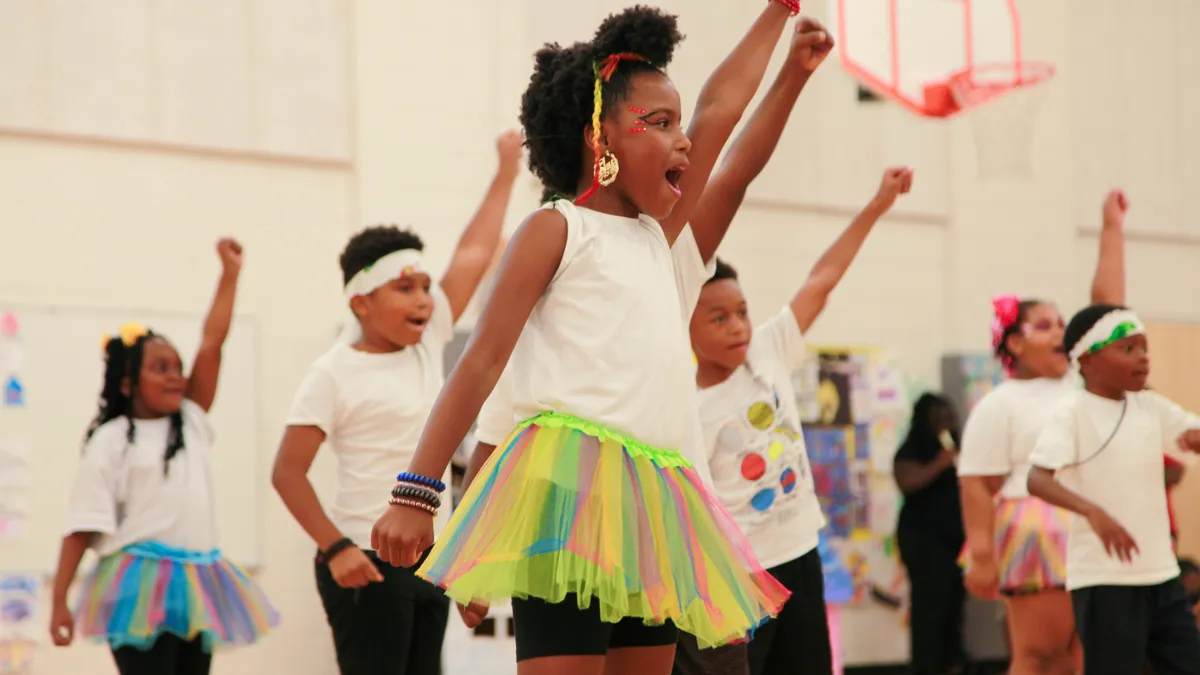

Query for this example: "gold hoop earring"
[597,150,619,186]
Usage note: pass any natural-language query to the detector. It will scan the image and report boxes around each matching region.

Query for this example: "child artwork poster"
[0,574,39,675]
[816,352,853,426]
[798,345,913,612]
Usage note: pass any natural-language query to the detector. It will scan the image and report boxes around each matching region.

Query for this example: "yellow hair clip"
[101,323,149,350]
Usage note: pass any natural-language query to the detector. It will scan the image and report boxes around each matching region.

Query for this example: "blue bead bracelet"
[396,471,446,494]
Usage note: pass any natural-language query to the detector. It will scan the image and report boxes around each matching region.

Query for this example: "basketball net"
[947,62,1054,180]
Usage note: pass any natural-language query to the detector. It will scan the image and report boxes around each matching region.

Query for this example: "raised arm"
[185,238,242,412]
[373,209,567,567]
[658,2,801,246]
[1090,189,1127,305]
[689,21,825,259]
[439,130,524,322]
[789,168,911,333]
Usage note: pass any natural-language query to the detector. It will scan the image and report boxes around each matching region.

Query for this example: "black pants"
[316,548,450,675]
[1072,577,1200,675]
[897,526,965,675]
[110,634,211,675]
[748,548,832,675]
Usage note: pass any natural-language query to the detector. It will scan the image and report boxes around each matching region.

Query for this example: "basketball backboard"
[827,0,1052,118]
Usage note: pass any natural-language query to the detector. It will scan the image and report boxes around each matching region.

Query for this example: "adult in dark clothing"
[894,393,966,675]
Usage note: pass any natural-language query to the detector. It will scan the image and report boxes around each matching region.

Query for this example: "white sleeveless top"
[499,200,713,464]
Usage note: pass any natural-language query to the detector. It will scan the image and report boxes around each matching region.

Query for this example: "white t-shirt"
[496,201,714,465]
[698,307,825,569]
[64,399,217,557]
[957,376,1081,498]
[285,285,455,548]
[1029,389,1200,589]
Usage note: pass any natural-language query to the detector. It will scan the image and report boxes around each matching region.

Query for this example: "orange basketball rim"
[828,0,1055,118]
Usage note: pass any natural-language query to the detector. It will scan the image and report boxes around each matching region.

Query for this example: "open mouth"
[665,166,685,197]
[407,317,429,331]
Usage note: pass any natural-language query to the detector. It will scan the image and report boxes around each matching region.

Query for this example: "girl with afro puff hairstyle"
[373,4,831,673]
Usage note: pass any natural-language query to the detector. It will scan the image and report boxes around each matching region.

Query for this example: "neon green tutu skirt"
[418,412,790,648]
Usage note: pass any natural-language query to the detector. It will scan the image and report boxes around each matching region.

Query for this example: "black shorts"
[512,594,678,661]
[748,548,832,675]
[673,631,748,675]
[1072,577,1200,675]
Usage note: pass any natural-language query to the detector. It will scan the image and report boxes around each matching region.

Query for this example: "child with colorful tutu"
[49,239,277,675]
[371,3,808,672]
[956,191,1128,673]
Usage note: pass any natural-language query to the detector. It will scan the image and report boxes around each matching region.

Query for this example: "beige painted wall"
[3,0,1198,671]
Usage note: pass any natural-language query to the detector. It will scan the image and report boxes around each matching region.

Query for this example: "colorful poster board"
[798,346,915,618]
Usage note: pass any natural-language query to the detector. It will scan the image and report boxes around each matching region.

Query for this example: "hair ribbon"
[575,52,648,206]
[990,295,1021,353]
[102,323,149,351]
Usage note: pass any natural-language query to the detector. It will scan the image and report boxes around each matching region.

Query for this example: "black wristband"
[317,537,356,565]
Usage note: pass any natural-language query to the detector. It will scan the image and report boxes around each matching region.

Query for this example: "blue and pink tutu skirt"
[75,541,279,651]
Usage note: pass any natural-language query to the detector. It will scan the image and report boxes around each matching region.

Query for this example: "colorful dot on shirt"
[780,468,797,495]
[768,439,785,461]
[740,453,766,481]
[751,489,776,512]
[747,402,774,430]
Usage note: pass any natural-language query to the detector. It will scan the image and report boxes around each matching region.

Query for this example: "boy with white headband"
[271,130,523,675]
[1028,303,1200,674]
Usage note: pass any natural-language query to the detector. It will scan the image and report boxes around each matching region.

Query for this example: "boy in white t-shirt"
[270,131,521,675]
[1028,304,1200,674]
[686,167,911,675]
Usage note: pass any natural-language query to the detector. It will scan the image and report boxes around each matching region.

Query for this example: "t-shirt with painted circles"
[698,306,826,569]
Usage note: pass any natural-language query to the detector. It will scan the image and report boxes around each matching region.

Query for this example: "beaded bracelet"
[396,471,446,494]
[393,480,442,503]
[389,496,438,517]
[772,0,800,16]
[391,483,442,509]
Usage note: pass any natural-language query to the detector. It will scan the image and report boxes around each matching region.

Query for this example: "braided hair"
[86,332,185,475]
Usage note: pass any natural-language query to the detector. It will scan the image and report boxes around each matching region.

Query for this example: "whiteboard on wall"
[0,304,262,574]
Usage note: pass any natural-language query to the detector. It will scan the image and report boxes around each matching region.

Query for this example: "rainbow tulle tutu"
[959,497,1070,594]
[75,541,279,651]
[419,412,790,648]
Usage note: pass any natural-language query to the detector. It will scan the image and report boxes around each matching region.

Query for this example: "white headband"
[336,249,427,344]
[1069,309,1145,363]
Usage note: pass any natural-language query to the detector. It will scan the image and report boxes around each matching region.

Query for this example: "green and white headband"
[1069,309,1145,363]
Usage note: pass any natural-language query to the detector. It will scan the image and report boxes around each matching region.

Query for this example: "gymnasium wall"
[3,0,1198,672]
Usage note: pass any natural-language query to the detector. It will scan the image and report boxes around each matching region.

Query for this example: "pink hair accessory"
[990,294,1021,353]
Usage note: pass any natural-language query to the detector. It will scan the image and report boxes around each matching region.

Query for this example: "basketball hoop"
[947,61,1056,180]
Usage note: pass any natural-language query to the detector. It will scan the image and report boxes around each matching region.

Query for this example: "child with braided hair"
[371,3,828,673]
[49,239,277,675]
